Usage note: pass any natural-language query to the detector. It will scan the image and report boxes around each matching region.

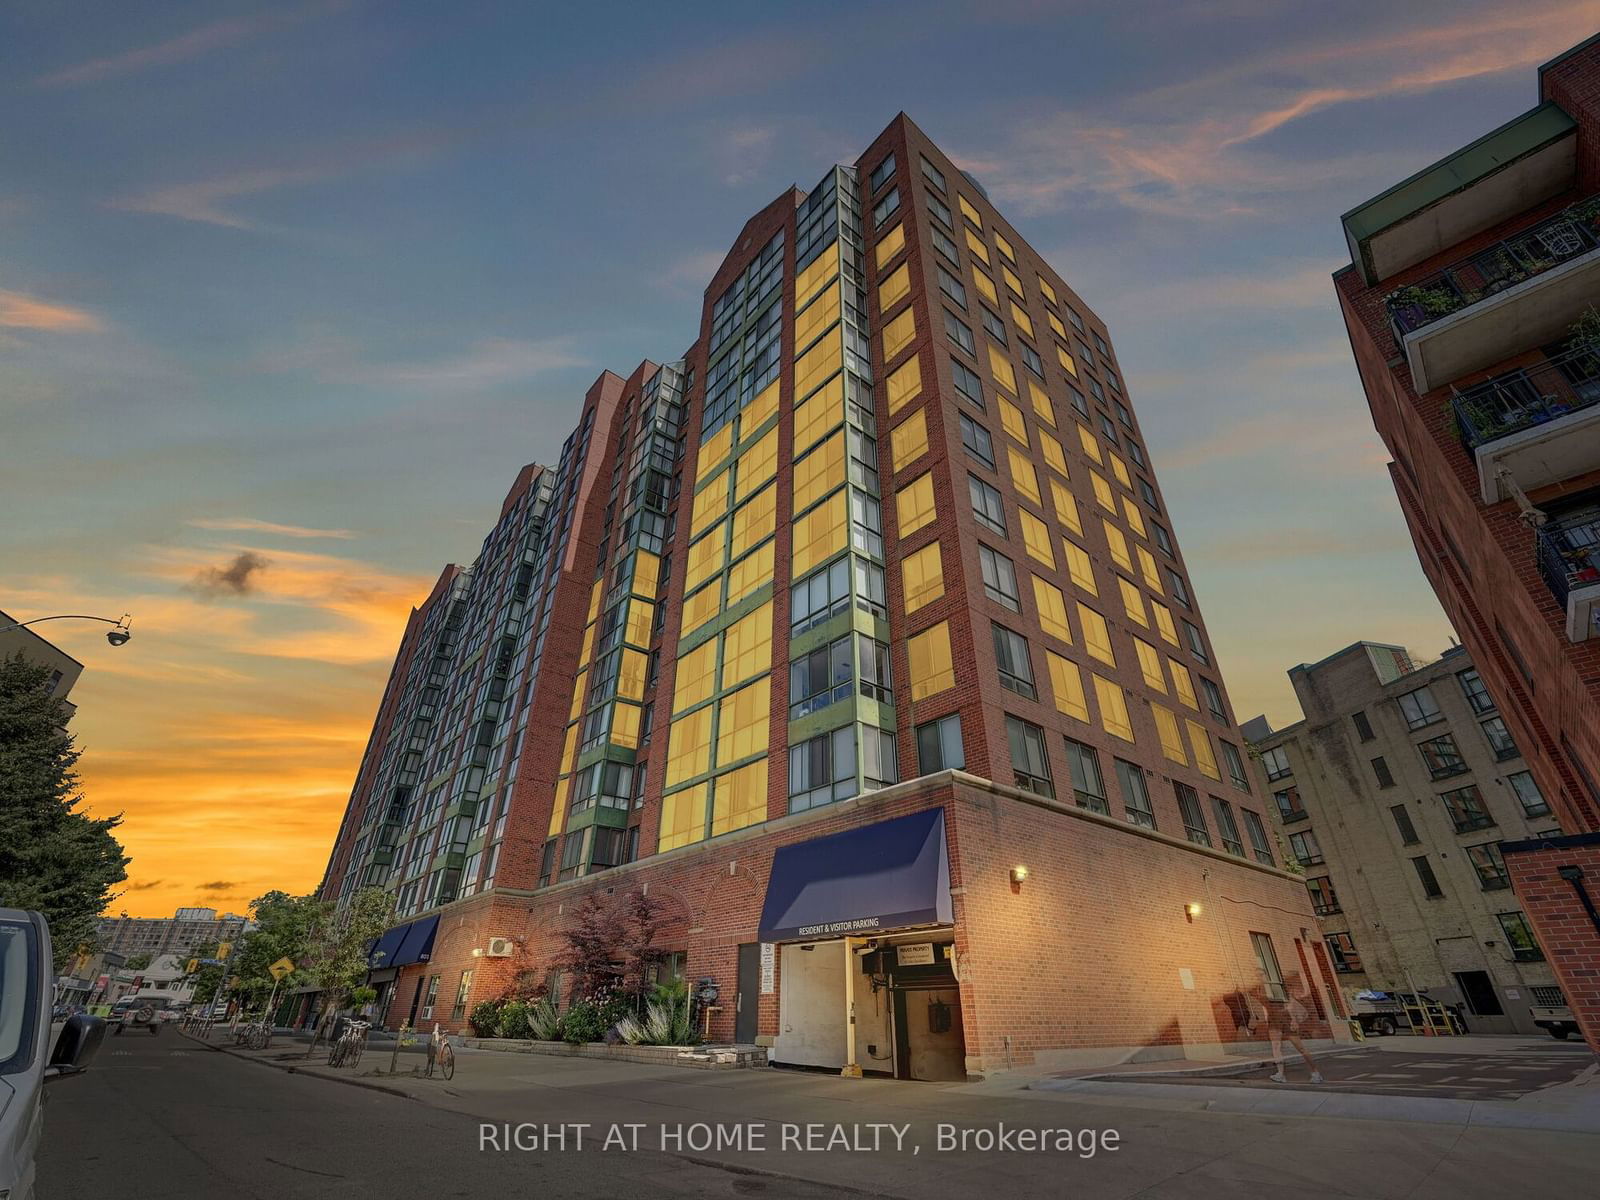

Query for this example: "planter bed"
[461,1038,768,1069]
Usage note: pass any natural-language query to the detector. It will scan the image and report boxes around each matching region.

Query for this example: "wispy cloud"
[34,2,348,89]
[188,517,356,540]
[302,336,588,390]
[0,288,102,332]
[115,165,334,231]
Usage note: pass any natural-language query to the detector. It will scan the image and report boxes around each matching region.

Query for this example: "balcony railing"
[1387,196,1600,341]
[1536,506,1600,612]
[1451,344,1600,449]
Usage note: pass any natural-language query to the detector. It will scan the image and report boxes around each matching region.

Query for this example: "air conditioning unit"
[486,937,513,958]
[420,1005,433,1021]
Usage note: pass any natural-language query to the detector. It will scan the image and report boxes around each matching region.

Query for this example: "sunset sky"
[6,2,1595,916]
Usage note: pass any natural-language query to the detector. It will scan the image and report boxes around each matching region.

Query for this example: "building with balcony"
[316,113,1339,1078]
[1335,34,1600,1049]
[1243,643,1563,1036]
[95,907,251,958]
[0,606,84,721]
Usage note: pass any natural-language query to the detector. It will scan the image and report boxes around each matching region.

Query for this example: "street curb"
[178,1028,420,1101]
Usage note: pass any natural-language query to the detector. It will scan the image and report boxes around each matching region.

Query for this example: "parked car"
[1531,1002,1582,1041]
[1,909,107,1200]
[110,997,168,1036]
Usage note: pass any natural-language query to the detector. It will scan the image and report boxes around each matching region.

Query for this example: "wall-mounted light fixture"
[1184,902,1202,923]
[1010,865,1029,886]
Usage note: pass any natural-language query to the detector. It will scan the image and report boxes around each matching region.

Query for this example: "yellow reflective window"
[682,581,721,634]
[885,354,922,415]
[1108,452,1131,489]
[1137,546,1162,592]
[965,226,990,265]
[579,619,596,665]
[710,759,768,838]
[1064,538,1097,596]
[1133,637,1166,693]
[1091,470,1115,513]
[792,490,848,575]
[1033,576,1071,643]
[1187,719,1221,781]
[1121,495,1147,537]
[1028,380,1056,427]
[878,262,911,312]
[658,783,708,851]
[730,484,776,559]
[896,472,937,537]
[611,701,641,750]
[1037,275,1057,304]
[972,269,998,305]
[794,250,836,311]
[1078,603,1115,667]
[1094,675,1135,743]
[902,542,944,613]
[881,307,917,363]
[567,674,586,722]
[587,578,604,622]
[1102,519,1131,570]
[625,598,653,647]
[558,722,579,776]
[1050,479,1083,535]
[685,522,726,591]
[717,676,771,765]
[672,639,718,713]
[727,540,774,607]
[908,622,955,700]
[1039,431,1067,477]
[1057,345,1077,376]
[795,326,842,400]
[890,408,929,472]
[721,601,773,688]
[793,430,845,514]
[697,421,734,478]
[794,283,841,356]
[1048,311,1066,340]
[736,428,778,501]
[794,374,844,453]
[988,343,1016,394]
[1169,657,1198,709]
[1151,600,1179,646]
[665,708,714,787]
[875,223,905,270]
[1003,266,1024,297]
[1077,423,1103,464]
[633,550,660,597]
[1010,301,1033,339]
[999,395,1028,445]
[958,193,982,227]
[1119,576,1148,627]
[549,773,571,836]
[1019,507,1055,568]
[691,477,727,536]
[1008,446,1041,505]
[1153,704,1187,765]
[1046,650,1089,722]
[994,230,1015,263]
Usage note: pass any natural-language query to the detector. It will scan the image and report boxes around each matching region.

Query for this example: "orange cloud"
[0,289,102,332]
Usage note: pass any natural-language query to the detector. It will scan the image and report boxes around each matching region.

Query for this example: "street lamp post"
[0,613,134,646]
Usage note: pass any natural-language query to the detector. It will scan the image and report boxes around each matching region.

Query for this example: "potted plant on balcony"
[1389,284,1458,328]
[1561,546,1600,585]
[1568,307,1600,357]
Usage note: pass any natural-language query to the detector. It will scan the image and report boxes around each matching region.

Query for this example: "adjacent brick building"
[1245,642,1564,1036]
[318,113,1336,1077]
[1335,35,1600,1048]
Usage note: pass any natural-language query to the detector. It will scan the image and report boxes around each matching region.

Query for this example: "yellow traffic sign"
[268,957,295,981]
[186,958,199,974]
[217,941,232,959]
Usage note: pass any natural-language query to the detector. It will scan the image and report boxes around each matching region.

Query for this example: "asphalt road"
[35,1031,853,1199]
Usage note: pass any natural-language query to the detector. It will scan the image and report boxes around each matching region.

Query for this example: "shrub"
[636,978,699,1046]
[498,999,532,1040]
[528,994,561,1041]
[561,989,631,1045]
[468,998,505,1038]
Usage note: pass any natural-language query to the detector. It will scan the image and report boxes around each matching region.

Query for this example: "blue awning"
[758,808,952,943]
[391,915,439,966]
[368,924,409,970]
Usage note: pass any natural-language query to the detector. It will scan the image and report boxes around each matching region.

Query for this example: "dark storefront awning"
[758,808,952,943]
[368,914,441,972]
[367,925,409,971]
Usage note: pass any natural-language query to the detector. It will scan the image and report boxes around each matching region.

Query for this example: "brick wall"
[1503,834,1600,1050]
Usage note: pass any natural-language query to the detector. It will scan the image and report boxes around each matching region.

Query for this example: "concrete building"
[318,114,1337,1077]
[96,907,250,959]
[1335,34,1600,1047]
[0,606,84,720]
[1246,642,1563,1035]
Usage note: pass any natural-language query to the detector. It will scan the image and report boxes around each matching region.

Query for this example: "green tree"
[0,653,128,969]
[301,886,393,1055]
[123,951,153,971]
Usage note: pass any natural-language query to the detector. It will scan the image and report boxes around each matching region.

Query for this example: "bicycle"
[425,1023,454,1080]
[329,1019,370,1068]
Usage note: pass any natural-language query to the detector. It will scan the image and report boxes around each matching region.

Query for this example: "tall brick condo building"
[318,114,1336,1079]
[1335,35,1600,1049]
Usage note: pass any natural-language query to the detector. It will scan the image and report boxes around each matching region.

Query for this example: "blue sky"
[5,0,1595,911]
